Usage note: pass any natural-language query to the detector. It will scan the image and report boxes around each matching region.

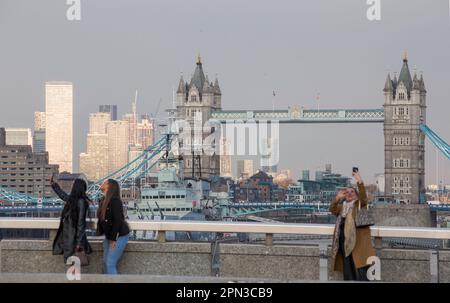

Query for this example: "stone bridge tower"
[175,55,222,179]
[383,54,426,204]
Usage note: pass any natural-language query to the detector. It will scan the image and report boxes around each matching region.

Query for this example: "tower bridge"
[0,55,449,223]
[208,55,449,207]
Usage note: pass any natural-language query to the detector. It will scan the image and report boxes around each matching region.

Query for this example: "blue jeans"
[103,234,129,275]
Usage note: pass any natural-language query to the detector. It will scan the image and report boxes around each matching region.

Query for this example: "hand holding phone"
[352,167,362,183]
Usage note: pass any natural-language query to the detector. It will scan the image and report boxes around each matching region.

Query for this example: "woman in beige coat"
[329,170,376,281]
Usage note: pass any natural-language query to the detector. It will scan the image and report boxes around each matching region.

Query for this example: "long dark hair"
[67,178,90,223]
[97,179,121,221]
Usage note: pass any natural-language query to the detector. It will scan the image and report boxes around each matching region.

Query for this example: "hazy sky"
[0,0,449,184]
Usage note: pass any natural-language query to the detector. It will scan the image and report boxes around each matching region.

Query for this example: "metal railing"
[1,218,450,246]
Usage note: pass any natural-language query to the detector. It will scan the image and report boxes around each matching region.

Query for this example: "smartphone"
[352,167,359,173]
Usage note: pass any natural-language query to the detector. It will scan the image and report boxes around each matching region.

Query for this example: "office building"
[99,105,118,120]
[33,112,46,153]
[45,81,73,173]
[0,144,59,198]
[107,120,129,173]
[5,128,32,146]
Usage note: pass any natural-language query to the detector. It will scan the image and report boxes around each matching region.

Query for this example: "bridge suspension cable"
[420,124,450,160]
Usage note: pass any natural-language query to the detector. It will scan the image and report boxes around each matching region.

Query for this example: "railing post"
[158,231,166,243]
[48,229,57,241]
[265,233,273,246]
[374,236,383,250]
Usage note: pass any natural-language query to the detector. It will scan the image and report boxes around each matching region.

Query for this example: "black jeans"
[338,218,369,281]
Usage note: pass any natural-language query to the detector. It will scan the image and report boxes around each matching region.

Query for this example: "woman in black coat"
[51,177,92,262]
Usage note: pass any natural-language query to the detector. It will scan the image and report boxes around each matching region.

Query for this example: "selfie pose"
[96,179,130,275]
[329,169,376,281]
[51,177,92,263]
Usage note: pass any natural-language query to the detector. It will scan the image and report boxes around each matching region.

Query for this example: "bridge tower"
[383,54,426,204]
[175,54,222,179]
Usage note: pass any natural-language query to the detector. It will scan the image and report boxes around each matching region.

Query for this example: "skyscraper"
[122,113,138,146]
[99,105,118,120]
[45,81,73,173]
[107,120,129,173]
[33,112,46,153]
[34,112,46,130]
[5,128,32,146]
[136,117,154,149]
[79,112,111,181]
[89,112,111,134]
[80,133,109,181]
[219,137,232,178]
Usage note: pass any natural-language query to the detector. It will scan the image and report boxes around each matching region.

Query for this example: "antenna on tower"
[133,90,138,115]
[316,92,320,112]
[272,90,276,112]
[133,89,138,145]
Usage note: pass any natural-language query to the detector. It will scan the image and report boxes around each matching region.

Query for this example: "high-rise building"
[89,112,111,134]
[34,112,46,130]
[99,105,118,120]
[260,137,278,176]
[79,133,109,181]
[123,113,138,146]
[219,138,232,178]
[383,55,426,204]
[176,55,221,179]
[107,120,129,173]
[5,128,32,146]
[45,81,73,173]
[79,112,111,181]
[33,112,46,153]
[0,145,59,198]
[79,110,153,181]
[33,130,45,153]
[136,117,154,149]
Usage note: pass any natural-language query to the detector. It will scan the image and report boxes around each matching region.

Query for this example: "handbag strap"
[358,200,369,210]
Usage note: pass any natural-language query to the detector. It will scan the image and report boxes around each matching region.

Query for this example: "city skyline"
[1,0,449,184]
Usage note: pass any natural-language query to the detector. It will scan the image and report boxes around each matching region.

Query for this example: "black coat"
[52,183,92,261]
[97,197,130,241]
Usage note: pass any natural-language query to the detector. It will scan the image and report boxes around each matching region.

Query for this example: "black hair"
[67,178,90,224]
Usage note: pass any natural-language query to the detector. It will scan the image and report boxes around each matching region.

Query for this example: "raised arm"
[357,182,368,207]
[51,178,70,202]
[353,172,368,207]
